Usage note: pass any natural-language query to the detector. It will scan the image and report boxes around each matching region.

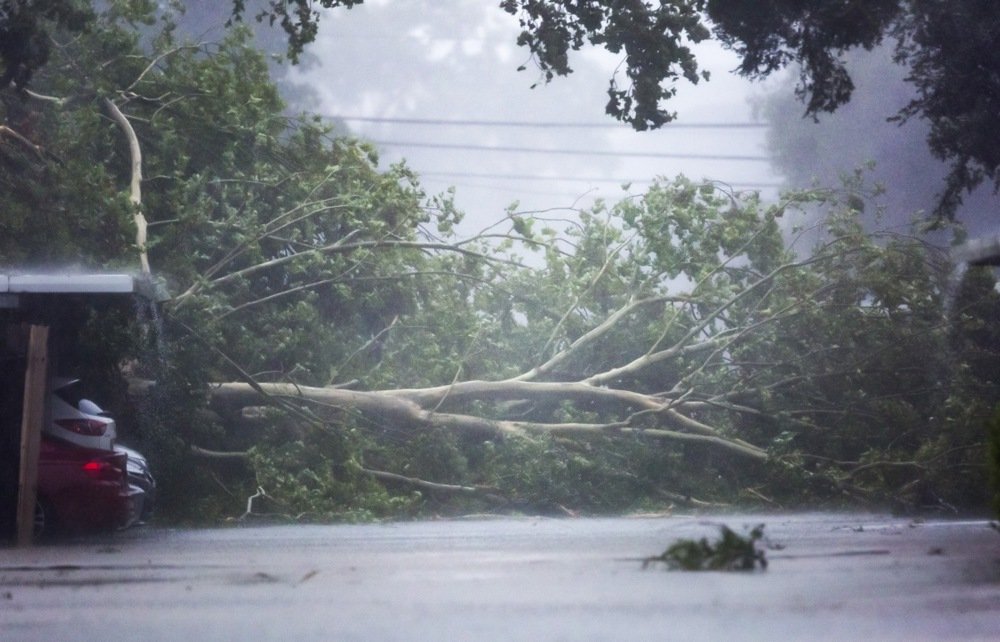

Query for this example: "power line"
[372,140,770,161]
[342,115,767,129]
[436,181,600,199]
[420,171,782,188]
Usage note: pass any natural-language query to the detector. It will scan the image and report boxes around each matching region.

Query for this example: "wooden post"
[16,325,49,546]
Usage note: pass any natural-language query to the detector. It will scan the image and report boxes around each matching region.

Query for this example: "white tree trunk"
[104,98,150,275]
[208,381,769,462]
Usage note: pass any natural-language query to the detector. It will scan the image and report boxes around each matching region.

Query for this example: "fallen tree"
[6,5,993,519]
[195,183,860,459]
[179,176,997,518]
[164,175,990,517]
[208,380,769,462]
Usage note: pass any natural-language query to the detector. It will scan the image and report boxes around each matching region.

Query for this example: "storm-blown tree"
[202,176,996,514]
[2,3,995,520]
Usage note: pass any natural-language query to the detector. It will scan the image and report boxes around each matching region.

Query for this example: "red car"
[34,436,143,536]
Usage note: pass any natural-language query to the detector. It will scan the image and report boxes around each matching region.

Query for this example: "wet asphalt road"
[1,513,999,641]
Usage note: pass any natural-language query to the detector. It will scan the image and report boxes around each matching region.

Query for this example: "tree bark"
[359,467,507,502]
[208,381,769,462]
[104,98,150,275]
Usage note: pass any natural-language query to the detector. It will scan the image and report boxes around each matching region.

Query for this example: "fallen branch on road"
[359,467,508,504]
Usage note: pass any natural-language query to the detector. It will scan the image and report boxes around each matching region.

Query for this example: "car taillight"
[82,459,123,482]
[55,418,108,436]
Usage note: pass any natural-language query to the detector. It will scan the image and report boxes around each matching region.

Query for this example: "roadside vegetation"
[1,3,998,524]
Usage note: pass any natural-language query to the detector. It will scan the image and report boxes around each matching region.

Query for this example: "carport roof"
[0,273,136,294]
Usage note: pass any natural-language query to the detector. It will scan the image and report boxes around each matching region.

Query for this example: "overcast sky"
[281,0,783,236]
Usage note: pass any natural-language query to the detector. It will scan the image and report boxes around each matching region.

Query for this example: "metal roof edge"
[0,273,136,294]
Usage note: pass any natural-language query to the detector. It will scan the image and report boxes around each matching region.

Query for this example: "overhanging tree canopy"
[3,2,997,220]
[229,0,999,221]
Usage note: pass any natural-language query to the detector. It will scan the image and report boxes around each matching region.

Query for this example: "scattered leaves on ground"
[644,523,768,571]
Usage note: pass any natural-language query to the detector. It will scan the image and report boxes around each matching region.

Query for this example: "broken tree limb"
[386,379,663,412]
[0,125,47,161]
[207,381,769,462]
[653,488,730,509]
[360,467,507,503]
[103,98,150,274]
[511,295,691,382]
[191,445,250,460]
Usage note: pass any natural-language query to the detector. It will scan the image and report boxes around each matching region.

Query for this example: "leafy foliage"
[643,523,767,571]
[247,428,423,522]
[500,0,710,130]
[1,3,997,524]
[224,0,1000,221]
[228,0,364,64]
[892,0,1000,219]
[4,2,1000,219]
[989,406,1000,518]
[0,3,453,519]
[0,0,92,89]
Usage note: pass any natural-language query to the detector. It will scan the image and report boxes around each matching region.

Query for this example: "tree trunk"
[208,381,769,462]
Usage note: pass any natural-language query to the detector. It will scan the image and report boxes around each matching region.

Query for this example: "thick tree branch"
[359,467,507,502]
[208,381,768,462]
[103,98,150,274]
[584,251,836,387]
[511,295,691,382]
[191,445,250,460]
[384,379,662,412]
[537,231,635,358]
[0,125,47,161]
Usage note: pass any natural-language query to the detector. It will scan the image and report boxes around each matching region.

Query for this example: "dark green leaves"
[229,0,365,63]
[0,0,94,89]
[503,0,710,130]
[644,523,768,571]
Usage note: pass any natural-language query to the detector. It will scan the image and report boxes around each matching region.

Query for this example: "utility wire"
[420,171,782,188]
[372,140,770,161]
[437,182,601,198]
[340,116,767,129]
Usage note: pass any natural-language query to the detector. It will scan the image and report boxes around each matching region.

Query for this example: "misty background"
[175,0,996,241]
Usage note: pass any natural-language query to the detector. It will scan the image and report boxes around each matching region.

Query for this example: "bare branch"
[215,270,509,321]
[22,88,69,106]
[511,295,688,382]
[0,125,47,161]
[199,197,362,286]
[191,445,250,460]
[103,98,150,274]
[537,230,635,358]
[173,239,523,307]
[360,467,506,502]
[332,315,399,381]
[125,44,202,93]
[585,251,838,386]
[208,381,768,462]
